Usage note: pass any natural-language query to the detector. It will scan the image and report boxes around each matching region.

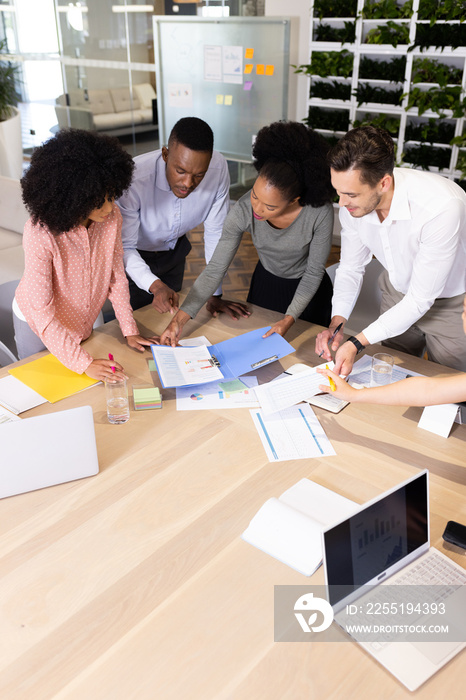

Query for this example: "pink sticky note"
[244,81,253,91]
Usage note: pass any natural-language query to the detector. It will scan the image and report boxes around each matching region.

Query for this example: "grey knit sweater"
[181,190,334,320]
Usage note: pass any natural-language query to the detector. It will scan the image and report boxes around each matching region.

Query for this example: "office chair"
[0,279,20,361]
[0,339,17,367]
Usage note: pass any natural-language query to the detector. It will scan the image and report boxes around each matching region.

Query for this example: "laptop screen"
[323,471,429,607]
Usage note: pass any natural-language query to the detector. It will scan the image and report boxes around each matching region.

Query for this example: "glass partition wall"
[2,1,162,160]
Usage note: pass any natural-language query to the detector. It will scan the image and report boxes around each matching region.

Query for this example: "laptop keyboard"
[393,549,466,587]
[338,550,466,651]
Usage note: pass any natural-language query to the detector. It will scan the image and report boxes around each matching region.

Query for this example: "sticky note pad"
[256,64,264,75]
[224,95,233,106]
[133,386,162,410]
[148,359,157,372]
[265,65,275,76]
[244,81,253,91]
[216,94,224,105]
[245,48,254,59]
[244,64,253,74]
[218,379,247,394]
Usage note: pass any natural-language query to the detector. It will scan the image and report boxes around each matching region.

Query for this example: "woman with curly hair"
[14,129,157,381]
[159,120,335,345]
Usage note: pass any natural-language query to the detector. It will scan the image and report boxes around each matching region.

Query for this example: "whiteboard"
[153,16,291,162]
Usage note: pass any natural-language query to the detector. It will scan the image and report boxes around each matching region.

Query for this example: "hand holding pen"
[318,322,343,358]
[84,356,127,383]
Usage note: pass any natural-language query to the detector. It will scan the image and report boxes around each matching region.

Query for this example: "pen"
[108,353,116,373]
[319,322,343,357]
[326,365,336,392]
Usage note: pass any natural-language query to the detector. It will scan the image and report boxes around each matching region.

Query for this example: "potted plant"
[0,39,22,179]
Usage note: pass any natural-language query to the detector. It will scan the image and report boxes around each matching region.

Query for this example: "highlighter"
[326,365,336,392]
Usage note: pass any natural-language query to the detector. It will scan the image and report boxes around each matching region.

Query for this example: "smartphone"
[442,520,466,550]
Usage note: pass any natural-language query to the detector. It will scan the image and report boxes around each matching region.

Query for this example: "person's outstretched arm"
[317,367,466,407]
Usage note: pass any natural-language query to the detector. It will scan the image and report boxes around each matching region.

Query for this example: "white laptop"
[0,405,99,498]
[322,470,466,691]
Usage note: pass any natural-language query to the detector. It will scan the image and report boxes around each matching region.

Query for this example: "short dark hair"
[168,117,214,153]
[328,126,395,187]
[21,129,135,234]
[252,120,334,207]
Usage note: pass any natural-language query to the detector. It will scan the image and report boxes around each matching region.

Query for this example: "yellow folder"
[9,354,98,403]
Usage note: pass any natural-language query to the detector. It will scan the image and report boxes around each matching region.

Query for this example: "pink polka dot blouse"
[16,204,139,374]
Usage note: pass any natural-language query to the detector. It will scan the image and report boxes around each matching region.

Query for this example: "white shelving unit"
[304,0,466,181]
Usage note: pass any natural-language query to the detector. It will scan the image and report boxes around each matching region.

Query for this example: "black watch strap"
[347,335,364,354]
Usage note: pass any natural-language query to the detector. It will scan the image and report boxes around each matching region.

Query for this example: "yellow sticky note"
[256,64,265,75]
[244,64,253,74]
[245,48,254,59]
[225,95,233,106]
[8,353,98,403]
[216,94,224,105]
[265,65,275,76]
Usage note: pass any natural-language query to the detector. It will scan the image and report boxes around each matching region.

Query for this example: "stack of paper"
[133,386,162,410]
[0,375,46,414]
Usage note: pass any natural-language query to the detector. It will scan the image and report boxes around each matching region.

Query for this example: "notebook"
[322,471,466,691]
[0,405,99,498]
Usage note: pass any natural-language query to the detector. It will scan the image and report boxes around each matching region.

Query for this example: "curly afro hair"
[252,121,334,208]
[21,129,135,234]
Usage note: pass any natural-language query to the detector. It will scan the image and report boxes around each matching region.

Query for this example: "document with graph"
[250,403,335,462]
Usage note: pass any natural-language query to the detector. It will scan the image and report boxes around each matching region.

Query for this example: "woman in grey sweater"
[160,121,335,344]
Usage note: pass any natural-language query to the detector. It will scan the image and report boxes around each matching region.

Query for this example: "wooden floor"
[185,222,341,302]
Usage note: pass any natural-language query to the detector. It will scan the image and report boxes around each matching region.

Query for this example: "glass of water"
[105,377,130,424]
[371,353,394,387]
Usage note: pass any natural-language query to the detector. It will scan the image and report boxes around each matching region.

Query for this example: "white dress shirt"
[332,168,466,344]
[118,149,230,292]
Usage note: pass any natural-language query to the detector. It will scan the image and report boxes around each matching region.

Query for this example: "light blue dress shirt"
[118,149,230,292]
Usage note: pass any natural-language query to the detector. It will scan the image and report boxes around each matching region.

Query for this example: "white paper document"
[254,368,323,416]
[178,336,211,347]
[176,376,259,411]
[0,375,47,414]
[222,45,242,84]
[418,403,459,438]
[152,345,223,387]
[350,354,423,386]
[241,478,359,576]
[0,405,21,424]
[204,45,222,81]
[250,403,335,462]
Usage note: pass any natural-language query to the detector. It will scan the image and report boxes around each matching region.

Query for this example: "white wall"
[265,0,310,122]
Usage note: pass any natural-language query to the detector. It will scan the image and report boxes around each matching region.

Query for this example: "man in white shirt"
[118,117,248,319]
[316,125,466,375]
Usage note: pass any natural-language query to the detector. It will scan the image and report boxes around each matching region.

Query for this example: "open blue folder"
[151,327,295,388]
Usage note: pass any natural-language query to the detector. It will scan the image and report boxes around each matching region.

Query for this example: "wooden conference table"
[0,301,465,700]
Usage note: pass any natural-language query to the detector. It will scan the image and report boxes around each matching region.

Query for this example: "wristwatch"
[346,335,364,355]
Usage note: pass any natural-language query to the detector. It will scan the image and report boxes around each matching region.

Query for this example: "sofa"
[55,83,158,137]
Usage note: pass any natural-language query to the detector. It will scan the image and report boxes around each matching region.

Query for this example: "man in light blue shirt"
[118,117,248,318]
